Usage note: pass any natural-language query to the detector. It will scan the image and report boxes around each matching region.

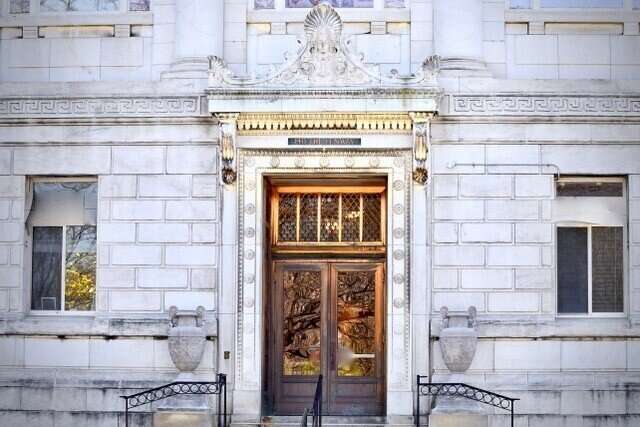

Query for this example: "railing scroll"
[120,373,227,427]
[416,376,519,427]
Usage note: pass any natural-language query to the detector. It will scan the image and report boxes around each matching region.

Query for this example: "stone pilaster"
[162,0,224,80]
[433,0,489,75]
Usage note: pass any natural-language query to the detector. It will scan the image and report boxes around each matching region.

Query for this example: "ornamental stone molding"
[235,149,412,392]
[209,4,439,89]
[451,94,640,116]
[207,4,442,115]
[0,96,202,118]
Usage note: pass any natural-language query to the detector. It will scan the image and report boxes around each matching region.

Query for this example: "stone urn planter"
[438,306,478,374]
[168,305,206,381]
[431,306,485,419]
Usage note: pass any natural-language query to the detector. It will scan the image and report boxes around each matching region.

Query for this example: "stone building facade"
[0,0,639,426]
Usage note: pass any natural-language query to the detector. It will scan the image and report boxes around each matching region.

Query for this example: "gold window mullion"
[338,193,342,242]
[317,193,321,243]
[359,194,364,243]
[296,194,300,243]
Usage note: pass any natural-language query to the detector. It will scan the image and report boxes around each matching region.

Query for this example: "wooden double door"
[269,260,386,415]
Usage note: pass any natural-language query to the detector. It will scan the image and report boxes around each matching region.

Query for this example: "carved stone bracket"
[409,112,433,184]
[217,113,239,184]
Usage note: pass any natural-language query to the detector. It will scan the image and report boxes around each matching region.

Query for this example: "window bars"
[120,373,227,427]
[415,376,519,427]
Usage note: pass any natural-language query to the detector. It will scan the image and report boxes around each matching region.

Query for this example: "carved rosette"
[168,306,207,379]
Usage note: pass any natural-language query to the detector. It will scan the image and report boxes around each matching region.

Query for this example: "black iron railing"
[301,374,323,427]
[120,373,227,427]
[416,376,519,427]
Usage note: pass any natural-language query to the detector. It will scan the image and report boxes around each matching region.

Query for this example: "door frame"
[231,149,419,421]
[268,259,387,415]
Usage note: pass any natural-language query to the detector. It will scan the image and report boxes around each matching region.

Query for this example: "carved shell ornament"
[208,3,440,88]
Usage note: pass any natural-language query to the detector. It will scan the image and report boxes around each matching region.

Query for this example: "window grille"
[272,187,385,248]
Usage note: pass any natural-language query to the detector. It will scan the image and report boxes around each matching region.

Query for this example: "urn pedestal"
[154,306,213,427]
[429,306,488,427]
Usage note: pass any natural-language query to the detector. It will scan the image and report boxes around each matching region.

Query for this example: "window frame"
[3,0,150,16]
[554,176,628,319]
[25,176,99,316]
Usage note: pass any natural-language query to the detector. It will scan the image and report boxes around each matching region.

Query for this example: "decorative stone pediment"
[208,3,440,90]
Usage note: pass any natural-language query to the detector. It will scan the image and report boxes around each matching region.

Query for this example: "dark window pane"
[592,227,624,313]
[32,227,63,311]
[557,227,588,314]
[65,225,97,311]
[556,181,623,197]
[129,0,150,11]
[278,194,297,242]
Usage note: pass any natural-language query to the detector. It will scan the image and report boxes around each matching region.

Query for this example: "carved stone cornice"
[0,96,202,118]
[450,94,640,116]
[236,112,413,134]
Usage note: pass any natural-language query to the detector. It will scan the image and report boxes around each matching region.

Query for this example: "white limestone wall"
[0,140,221,425]
[428,116,640,425]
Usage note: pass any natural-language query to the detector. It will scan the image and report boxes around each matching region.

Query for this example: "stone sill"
[431,317,639,339]
[0,315,218,338]
[247,8,410,24]
[0,11,152,28]
[505,9,640,28]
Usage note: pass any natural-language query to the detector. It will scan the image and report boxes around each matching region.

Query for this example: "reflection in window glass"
[286,0,373,7]
[283,271,321,375]
[337,270,375,377]
[509,0,531,8]
[32,227,63,311]
[540,0,622,7]
[385,0,405,6]
[255,0,275,8]
[65,226,97,311]
[10,0,30,13]
[129,0,150,11]
[591,227,623,313]
[40,0,120,12]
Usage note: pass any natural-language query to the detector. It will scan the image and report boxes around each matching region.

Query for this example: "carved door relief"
[271,261,385,415]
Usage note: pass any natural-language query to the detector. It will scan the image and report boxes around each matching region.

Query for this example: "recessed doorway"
[264,179,387,416]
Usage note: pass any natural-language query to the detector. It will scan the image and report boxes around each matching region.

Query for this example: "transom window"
[254,0,405,10]
[271,185,386,248]
[7,0,149,14]
[27,179,97,312]
[553,177,627,316]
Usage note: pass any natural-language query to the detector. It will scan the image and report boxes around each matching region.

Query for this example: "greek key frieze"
[452,95,640,115]
[0,96,201,117]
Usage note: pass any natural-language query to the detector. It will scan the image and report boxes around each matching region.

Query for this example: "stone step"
[231,415,416,427]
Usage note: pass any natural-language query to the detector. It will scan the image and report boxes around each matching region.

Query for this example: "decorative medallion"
[320,157,330,168]
[393,180,404,191]
[393,228,404,239]
[270,156,280,168]
[245,227,256,238]
[245,204,256,215]
[393,204,404,215]
[245,249,255,260]
[393,273,404,285]
[245,157,255,167]
[245,274,255,284]
[393,297,404,309]
[244,297,255,309]
[394,157,406,168]
[369,157,380,168]
[294,157,305,168]
[344,157,355,168]
[245,180,256,191]
[393,249,404,260]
